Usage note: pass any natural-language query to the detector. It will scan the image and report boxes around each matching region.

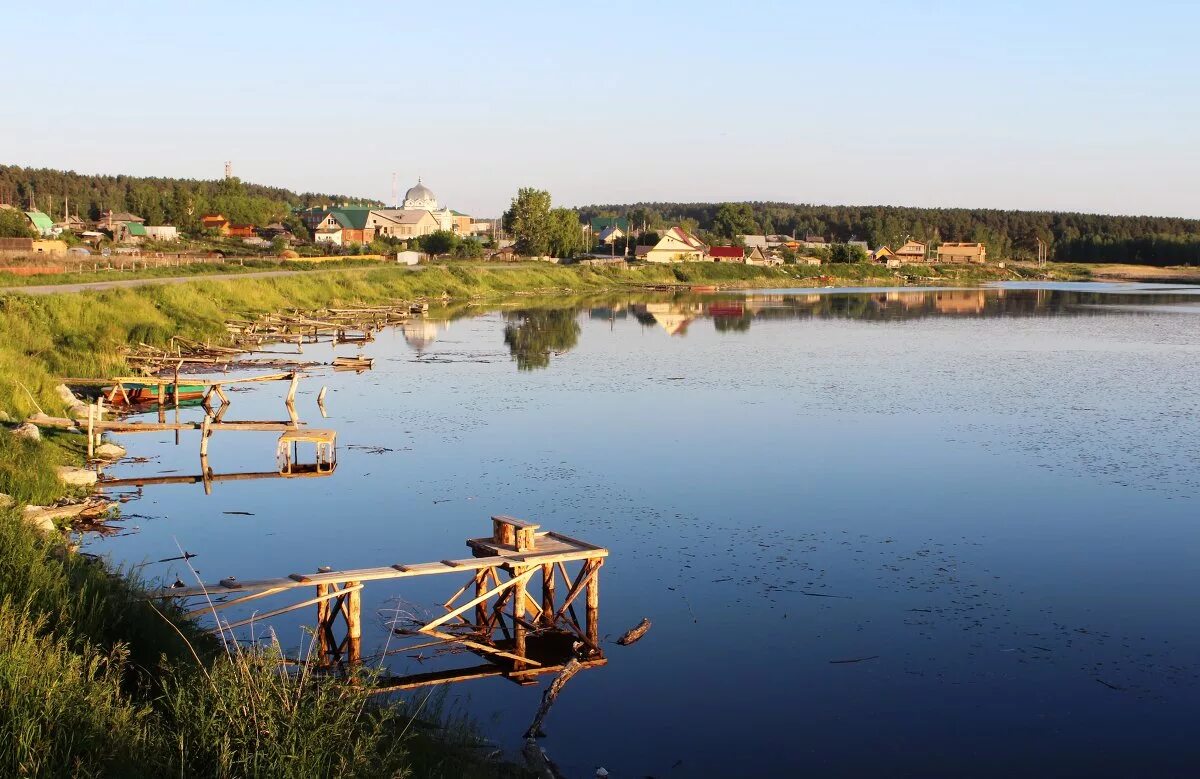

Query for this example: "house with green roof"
[117,221,148,244]
[590,216,629,234]
[25,210,58,237]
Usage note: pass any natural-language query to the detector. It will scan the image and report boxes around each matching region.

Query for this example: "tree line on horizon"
[576,201,1200,265]
[0,165,378,237]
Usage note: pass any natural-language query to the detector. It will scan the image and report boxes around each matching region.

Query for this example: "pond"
[87,283,1200,777]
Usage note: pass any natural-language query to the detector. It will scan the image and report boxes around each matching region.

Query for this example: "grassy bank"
[0,490,515,777]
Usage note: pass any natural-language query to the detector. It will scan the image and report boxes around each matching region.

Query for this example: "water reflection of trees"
[503,310,582,370]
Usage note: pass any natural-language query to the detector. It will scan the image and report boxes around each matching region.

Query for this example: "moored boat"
[105,382,208,404]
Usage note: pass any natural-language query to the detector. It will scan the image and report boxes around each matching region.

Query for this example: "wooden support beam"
[421,568,537,634]
[541,563,555,627]
[555,560,600,621]
[183,585,289,618]
[219,585,361,632]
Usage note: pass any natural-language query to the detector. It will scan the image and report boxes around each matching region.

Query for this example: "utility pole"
[224,161,233,179]
[391,172,398,207]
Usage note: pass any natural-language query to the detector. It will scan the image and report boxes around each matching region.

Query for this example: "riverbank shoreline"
[0,260,1173,776]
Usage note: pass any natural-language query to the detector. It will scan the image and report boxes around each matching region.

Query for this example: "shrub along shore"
[0,259,1043,777]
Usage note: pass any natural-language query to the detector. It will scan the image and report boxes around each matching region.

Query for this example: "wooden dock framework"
[150,516,608,689]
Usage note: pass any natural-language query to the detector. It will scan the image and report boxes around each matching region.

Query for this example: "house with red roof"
[709,245,745,262]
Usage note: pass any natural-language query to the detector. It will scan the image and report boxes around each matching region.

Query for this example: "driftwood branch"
[616,617,651,646]
[524,659,583,738]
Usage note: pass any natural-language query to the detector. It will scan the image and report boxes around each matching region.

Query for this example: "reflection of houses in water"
[933,290,987,314]
[885,290,930,309]
[402,318,446,352]
[642,302,701,336]
[588,305,629,321]
[741,294,787,315]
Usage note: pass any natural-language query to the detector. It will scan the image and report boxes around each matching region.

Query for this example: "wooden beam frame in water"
[150,516,608,689]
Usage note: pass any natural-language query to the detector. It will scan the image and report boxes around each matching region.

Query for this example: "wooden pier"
[151,516,608,689]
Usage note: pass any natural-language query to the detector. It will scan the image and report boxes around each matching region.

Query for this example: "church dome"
[403,180,436,207]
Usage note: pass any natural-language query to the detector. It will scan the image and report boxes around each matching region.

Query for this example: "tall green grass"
[0,505,511,778]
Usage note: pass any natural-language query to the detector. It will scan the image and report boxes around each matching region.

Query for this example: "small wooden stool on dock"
[276,429,337,474]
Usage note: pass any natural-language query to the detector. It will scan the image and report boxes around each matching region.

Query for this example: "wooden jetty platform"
[63,370,301,408]
[151,516,608,689]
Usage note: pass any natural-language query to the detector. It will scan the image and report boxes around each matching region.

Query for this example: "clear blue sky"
[5,1,1198,218]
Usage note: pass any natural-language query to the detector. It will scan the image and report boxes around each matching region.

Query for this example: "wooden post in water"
[474,568,489,630]
[541,563,555,627]
[157,382,165,423]
[345,580,362,668]
[315,581,329,667]
[86,403,95,459]
[286,373,298,408]
[586,561,601,655]
[512,566,527,671]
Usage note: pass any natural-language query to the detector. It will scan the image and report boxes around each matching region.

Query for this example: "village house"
[590,216,629,235]
[638,227,708,263]
[451,211,473,234]
[117,222,147,244]
[873,246,902,268]
[373,209,440,239]
[936,242,987,263]
[597,225,625,245]
[740,234,768,250]
[97,210,145,239]
[55,214,87,233]
[745,246,782,266]
[227,224,256,238]
[259,223,296,243]
[24,210,57,237]
[200,214,231,235]
[709,245,744,262]
[895,240,928,263]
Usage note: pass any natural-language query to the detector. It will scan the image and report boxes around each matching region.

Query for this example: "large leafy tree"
[0,209,34,238]
[419,230,459,256]
[711,203,761,239]
[503,188,553,257]
[547,208,586,258]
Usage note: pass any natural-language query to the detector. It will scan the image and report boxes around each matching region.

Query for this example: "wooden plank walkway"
[150,530,606,599]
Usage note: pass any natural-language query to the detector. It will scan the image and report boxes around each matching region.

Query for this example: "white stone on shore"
[13,422,41,441]
[55,466,98,487]
[94,442,127,460]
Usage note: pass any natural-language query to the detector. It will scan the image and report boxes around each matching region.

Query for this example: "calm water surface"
[88,283,1200,777]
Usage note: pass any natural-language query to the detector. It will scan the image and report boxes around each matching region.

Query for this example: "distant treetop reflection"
[476,286,1198,370]
[503,309,582,370]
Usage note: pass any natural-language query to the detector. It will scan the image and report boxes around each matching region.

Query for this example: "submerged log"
[616,617,651,646]
[524,658,583,738]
